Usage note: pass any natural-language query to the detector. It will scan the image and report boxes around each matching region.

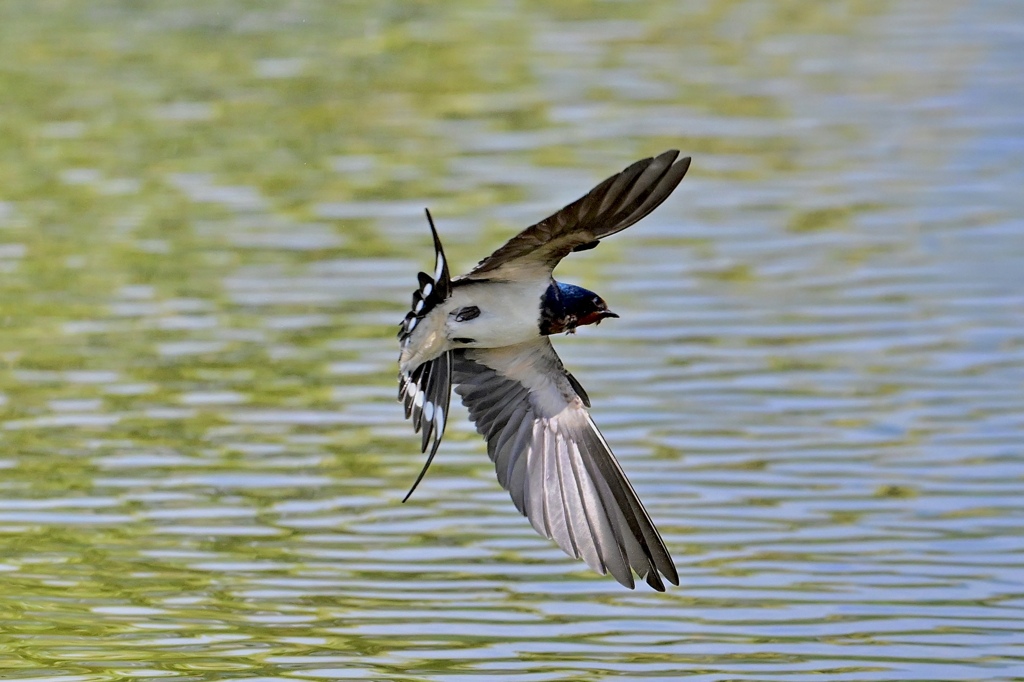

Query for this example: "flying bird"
[397,150,691,590]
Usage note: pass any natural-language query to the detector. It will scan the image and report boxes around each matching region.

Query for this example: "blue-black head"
[540,281,619,336]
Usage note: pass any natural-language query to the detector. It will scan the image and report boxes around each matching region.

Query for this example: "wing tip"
[604,562,681,592]
[610,565,677,592]
[653,149,691,183]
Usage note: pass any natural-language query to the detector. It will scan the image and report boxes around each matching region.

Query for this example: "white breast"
[400,277,550,374]
[446,278,548,349]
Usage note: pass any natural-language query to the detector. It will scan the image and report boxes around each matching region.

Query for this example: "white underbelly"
[446,279,547,348]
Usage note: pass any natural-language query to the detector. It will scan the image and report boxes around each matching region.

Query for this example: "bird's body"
[397,150,691,590]
[399,277,615,370]
[399,277,550,370]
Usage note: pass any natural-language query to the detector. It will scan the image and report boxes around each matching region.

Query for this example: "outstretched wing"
[466,150,690,281]
[452,338,678,590]
[398,210,453,499]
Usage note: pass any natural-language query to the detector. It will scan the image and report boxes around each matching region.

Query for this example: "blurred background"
[1,1,1022,679]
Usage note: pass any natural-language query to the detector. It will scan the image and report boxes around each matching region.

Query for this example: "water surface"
[1,1,1022,680]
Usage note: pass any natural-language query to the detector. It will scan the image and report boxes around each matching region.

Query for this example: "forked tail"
[398,209,454,501]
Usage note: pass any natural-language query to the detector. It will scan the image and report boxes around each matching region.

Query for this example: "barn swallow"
[397,150,691,590]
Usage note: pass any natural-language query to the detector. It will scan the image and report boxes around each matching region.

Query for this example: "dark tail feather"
[425,208,451,296]
[399,350,452,502]
[398,209,455,500]
[398,209,453,342]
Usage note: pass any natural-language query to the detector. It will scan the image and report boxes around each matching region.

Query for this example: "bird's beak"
[595,310,619,325]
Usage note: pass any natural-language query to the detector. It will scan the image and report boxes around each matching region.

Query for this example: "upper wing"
[465,150,691,281]
[452,338,678,590]
[398,210,453,499]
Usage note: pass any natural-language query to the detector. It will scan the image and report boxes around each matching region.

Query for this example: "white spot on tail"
[422,282,432,298]
[414,390,424,408]
[406,317,418,332]
[435,406,445,434]
[423,400,434,422]
[433,254,445,281]
[414,300,424,313]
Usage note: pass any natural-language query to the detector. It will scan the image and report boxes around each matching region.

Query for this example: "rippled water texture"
[1,1,1022,680]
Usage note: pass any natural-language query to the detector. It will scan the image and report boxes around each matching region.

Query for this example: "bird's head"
[556,282,619,333]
